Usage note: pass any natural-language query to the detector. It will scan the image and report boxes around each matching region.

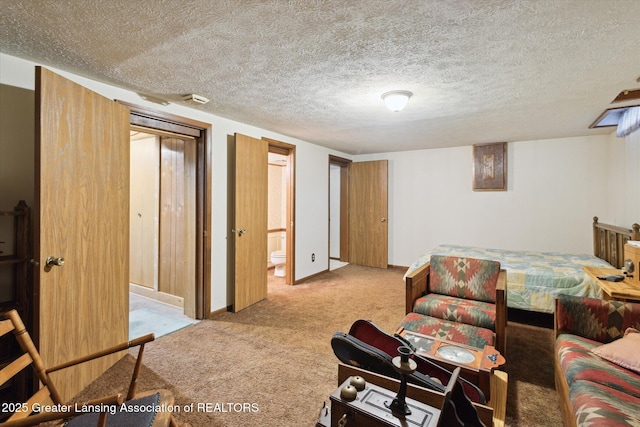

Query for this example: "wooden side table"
[396,328,505,401]
[583,266,640,302]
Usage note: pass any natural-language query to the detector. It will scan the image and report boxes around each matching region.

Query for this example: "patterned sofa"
[400,255,507,354]
[555,294,640,427]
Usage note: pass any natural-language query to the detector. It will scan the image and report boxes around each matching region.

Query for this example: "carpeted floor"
[72,264,562,426]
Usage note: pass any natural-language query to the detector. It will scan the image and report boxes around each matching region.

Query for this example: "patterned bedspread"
[405,244,613,313]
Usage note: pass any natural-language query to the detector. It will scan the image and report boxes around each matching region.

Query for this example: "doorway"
[128,128,200,338]
[329,155,351,268]
[227,135,296,312]
[267,152,288,280]
[122,101,212,321]
[328,156,388,269]
[266,139,295,285]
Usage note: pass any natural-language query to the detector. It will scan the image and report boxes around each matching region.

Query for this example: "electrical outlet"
[312,253,315,262]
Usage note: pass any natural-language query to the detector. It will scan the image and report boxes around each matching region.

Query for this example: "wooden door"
[229,133,268,311]
[34,67,130,402]
[348,160,388,268]
[129,133,158,290]
[159,136,196,316]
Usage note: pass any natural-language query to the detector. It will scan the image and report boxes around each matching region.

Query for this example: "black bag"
[331,331,447,393]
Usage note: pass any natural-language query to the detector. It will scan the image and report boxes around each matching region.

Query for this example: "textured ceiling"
[1,0,640,154]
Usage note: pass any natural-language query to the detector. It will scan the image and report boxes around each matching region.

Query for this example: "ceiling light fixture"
[381,90,413,112]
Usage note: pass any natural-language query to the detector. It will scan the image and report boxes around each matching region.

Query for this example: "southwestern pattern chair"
[399,255,507,354]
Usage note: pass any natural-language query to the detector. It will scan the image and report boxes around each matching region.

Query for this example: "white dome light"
[381,90,413,112]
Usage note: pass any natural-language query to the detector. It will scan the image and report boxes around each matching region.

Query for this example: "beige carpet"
[72,264,562,426]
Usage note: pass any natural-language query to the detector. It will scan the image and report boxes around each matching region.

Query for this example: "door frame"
[329,155,351,264]
[118,101,212,319]
[264,138,296,285]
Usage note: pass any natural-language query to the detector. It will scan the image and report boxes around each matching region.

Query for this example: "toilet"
[270,234,286,277]
[271,250,286,277]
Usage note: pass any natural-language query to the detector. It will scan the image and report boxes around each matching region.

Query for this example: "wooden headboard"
[593,217,640,268]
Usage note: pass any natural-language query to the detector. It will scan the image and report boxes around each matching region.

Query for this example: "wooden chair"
[401,255,507,355]
[0,309,179,427]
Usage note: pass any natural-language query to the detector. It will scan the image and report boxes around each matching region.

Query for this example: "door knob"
[380,218,387,222]
[46,256,65,268]
[238,228,246,236]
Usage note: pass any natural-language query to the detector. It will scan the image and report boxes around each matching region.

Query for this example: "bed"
[404,218,640,314]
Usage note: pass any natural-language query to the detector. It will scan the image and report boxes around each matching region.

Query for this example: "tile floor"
[129,293,200,340]
[330,259,349,270]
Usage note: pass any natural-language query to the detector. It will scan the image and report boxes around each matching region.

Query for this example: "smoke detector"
[182,94,210,105]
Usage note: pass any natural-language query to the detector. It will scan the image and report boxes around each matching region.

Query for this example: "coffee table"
[396,327,506,401]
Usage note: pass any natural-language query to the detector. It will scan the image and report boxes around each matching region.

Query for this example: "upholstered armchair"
[400,255,507,354]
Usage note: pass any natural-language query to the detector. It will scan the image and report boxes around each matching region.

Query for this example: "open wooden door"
[33,67,130,401]
[228,133,268,311]
[348,160,388,268]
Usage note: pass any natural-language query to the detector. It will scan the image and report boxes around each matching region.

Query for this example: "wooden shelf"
[0,300,24,312]
[0,211,23,217]
[0,200,32,404]
[0,255,28,266]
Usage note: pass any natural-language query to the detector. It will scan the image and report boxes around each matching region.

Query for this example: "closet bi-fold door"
[158,135,196,317]
[229,133,268,312]
[34,66,130,402]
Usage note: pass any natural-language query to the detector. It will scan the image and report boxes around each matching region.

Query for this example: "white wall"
[295,141,333,275]
[3,52,636,313]
[0,53,348,312]
[356,135,615,266]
